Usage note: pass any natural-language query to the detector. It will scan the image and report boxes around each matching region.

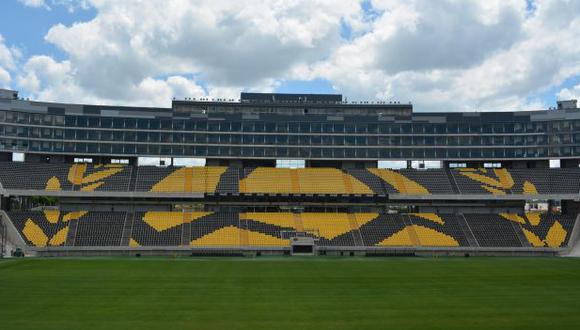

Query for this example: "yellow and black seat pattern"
[0,162,131,192]
[8,211,575,248]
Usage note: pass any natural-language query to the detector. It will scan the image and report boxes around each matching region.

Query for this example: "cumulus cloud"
[40,0,362,102]
[9,0,580,111]
[18,0,47,8]
[0,34,21,87]
[18,0,92,11]
[16,55,213,107]
[307,0,580,111]
[558,84,580,101]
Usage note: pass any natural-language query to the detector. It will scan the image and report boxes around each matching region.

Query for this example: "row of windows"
[2,110,580,134]
[2,139,580,158]
[0,111,65,126]
[2,125,579,146]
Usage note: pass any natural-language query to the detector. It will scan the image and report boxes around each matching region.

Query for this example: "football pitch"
[1,257,580,329]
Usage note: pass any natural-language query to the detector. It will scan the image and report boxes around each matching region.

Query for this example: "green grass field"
[1,257,580,329]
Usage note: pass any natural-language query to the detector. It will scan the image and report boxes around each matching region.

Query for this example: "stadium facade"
[1,89,580,167]
[0,88,579,257]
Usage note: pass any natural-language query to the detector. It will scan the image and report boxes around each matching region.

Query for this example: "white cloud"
[40,0,362,102]
[0,34,21,87]
[9,0,580,111]
[307,0,580,111]
[16,55,221,107]
[18,0,92,11]
[18,0,47,8]
[0,67,10,86]
[558,84,580,101]
[0,35,18,70]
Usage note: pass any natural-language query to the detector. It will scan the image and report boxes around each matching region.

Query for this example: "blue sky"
[1,0,579,111]
[0,1,96,60]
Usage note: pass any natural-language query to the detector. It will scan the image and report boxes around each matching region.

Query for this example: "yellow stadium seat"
[239,168,372,194]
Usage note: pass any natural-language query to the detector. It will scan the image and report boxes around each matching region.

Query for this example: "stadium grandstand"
[0,88,579,257]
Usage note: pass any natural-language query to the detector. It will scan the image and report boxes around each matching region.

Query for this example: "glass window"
[208,134,220,144]
[230,134,241,144]
[137,144,148,154]
[208,121,220,131]
[150,119,161,130]
[195,134,207,143]
[88,117,99,128]
[65,116,76,126]
[254,148,264,157]
[289,122,299,132]
[241,147,253,157]
[242,122,253,132]
[17,113,29,124]
[160,119,172,130]
[323,123,333,133]
[54,142,63,152]
[4,112,14,123]
[160,145,171,155]
[138,119,149,129]
[101,131,113,141]
[101,118,112,128]
[76,143,87,153]
[184,145,194,156]
[264,147,275,157]
[5,126,17,136]
[288,135,299,145]
[31,114,42,124]
[149,144,159,154]
[311,123,322,133]
[149,132,159,142]
[111,118,123,128]
[231,122,242,132]
[125,131,136,141]
[65,130,75,139]
[113,131,124,141]
[137,131,148,142]
[76,130,87,140]
[54,129,63,138]
[160,133,172,143]
[88,143,98,153]
[125,118,136,129]
[42,128,52,138]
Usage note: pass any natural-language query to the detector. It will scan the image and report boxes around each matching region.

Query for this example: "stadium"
[2,1,580,327]
[1,88,579,258]
[1,89,580,328]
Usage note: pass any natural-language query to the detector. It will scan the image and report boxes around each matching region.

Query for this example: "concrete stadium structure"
[0,88,579,257]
